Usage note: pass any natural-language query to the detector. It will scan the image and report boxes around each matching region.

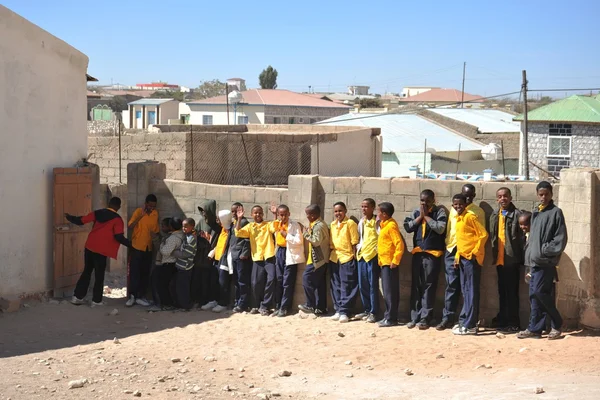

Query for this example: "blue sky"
[4,0,599,98]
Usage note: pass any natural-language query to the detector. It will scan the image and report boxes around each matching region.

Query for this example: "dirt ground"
[1,275,600,400]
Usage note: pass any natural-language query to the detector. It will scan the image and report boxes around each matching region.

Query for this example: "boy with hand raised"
[356,198,380,323]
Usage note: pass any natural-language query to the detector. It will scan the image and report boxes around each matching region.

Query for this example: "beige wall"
[0,6,89,296]
[187,104,265,125]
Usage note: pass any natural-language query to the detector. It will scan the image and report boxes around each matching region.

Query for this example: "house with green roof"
[514,95,600,177]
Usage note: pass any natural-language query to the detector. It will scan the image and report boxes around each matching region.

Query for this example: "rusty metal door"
[53,167,93,294]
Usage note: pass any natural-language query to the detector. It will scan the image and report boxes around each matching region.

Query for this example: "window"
[273,117,281,124]
[238,115,249,124]
[547,136,572,157]
[549,123,572,135]
[289,117,295,124]
[202,115,213,125]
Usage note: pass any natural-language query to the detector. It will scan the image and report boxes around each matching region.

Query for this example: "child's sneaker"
[71,296,85,306]
[201,301,218,311]
[212,305,227,313]
[125,295,136,307]
[452,326,477,335]
[135,298,151,307]
[339,314,349,323]
[147,305,162,312]
[330,312,341,321]
[91,301,104,308]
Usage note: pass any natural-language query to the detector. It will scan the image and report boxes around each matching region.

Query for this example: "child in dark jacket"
[195,200,221,309]
[171,218,198,310]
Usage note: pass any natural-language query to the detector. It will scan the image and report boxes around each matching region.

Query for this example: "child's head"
[496,187,512,209]
[161,217,172,233]
[305,204,321,223]
[461,184,476,205]
[377,202,394,221]
[231,202,243,218]
[333,202,347,222]
[361,198,376,218]
[217,210,232,228]
[420,189,435,208]
[519,211,532,234]
[170,217,183,232]
[536,181,553,206]
[108,197,122,212]
[452,193,467,215]
[145,194,158,212]
[251,205,264,223]
[277,204,290,223]
[182,218,195,234]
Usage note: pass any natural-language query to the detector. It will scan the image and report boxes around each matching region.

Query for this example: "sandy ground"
[1,275,600,400]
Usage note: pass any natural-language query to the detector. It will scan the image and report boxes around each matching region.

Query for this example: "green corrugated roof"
[513,95,600,123]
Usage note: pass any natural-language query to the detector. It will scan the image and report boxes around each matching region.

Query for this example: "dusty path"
[1,291,599,400]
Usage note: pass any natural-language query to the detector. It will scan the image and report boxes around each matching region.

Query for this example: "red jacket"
[67,209,129,259]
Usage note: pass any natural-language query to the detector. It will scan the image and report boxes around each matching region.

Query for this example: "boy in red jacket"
[66,197,131,307]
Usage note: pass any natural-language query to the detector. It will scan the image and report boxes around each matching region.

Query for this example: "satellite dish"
[228,90,243,104]
[481,143,502,161]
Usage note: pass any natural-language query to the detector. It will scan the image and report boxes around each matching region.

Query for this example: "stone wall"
[87,120,119,136]
[528,123,600,178]
[474,133,520,158]
[263,105,350,124]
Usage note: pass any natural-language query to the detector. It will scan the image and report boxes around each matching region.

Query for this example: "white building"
[348,85,370,96]
[124,98,180,129]
[401,86,440,98]
[0,5,89,296]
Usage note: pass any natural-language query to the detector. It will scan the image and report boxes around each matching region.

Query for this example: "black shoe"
[435,319,452,331]
[355,312,368,320]
[417,319,429,330]
[406,321,417,329]
[516,329,542,339]
[499,325,520,333]
[366,314,377,323]
[379,319,396,328]
[314,309,326,316]
[298,304,314,313]
[249,308,259,315]
[278,309,288,318]
[259,308,270,316]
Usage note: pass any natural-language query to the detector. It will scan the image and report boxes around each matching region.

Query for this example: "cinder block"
[572,222,592,245]
[172,181,196,198]
[404,195,420,212]
[391,178,421,196]
[333,177,360,194]
[255,188,284,205]
[516,182,540,202]
[318,176,334,194]
[347,194,367,210]
[449,181,482,198]
[361,177,391,195]
[288,175,303,192]
[230,186,256,203]
[482,182,517,201]
[206,185,231,202]
[195,184,207,199]
[0,296,21,313]
[419,180,452,198]
[177,198,196,215]
[324,194,348,208]
[375,195,405,215]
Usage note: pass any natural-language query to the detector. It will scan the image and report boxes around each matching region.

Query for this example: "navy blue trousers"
[528,266,562,333]
[302,263,327,312]
[442,248,461,323]
[410,252,442,323]
[234,258,252,310]
[458,257,481,329]
[358,256,379,315]
[217,260,233,307]
[496,263,521,327]
[275,247,297,311]
[329,261,341,312]
[381,265,400,322]
[251,257,276,310]
[338,259,359,315]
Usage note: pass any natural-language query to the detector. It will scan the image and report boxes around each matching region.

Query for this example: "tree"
[191,79,227,99]
[107,96,128,112]
[359,98,382,108]
[150,90,185,102]
[259,65,278,89]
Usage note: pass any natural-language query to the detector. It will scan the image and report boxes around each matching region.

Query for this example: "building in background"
[348,85,370,96]
[399,88,483,107]
[227,78,246,91]
[133,82,179,91]
[125,98,180,129]
[514,95,600,178]
[186,89,350,125]
[401,86,440,98]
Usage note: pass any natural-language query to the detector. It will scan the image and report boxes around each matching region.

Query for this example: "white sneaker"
[71,296,85,305]
[125,295,135,307]
[212,305,227,313]
[339,314,349,323]
[201,301,218,311]
[136,298,151,307]
[91,301,104,308]
[331,312,340,321]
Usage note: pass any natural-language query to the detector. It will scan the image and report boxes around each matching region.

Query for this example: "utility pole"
[226,83,230,125]
[522,70,530,180]
[461,62,466,108]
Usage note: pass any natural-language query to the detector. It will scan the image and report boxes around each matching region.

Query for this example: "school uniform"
[489,203,524,329]
[235,220,277,312]
[214,211,233,308]
[171,232,198,310]
[273,219,305,312]
[329,217,360,316]
[404,206,447,324]
[525,201,567,333]
[357,217,379,316]
[377,218,405,323]
[442,203,485,325]
[302,219,331,313]
[128,208,159,299]
[67,208,130,303]
[153,230,185,307]
[454,211,488,330]
[229,217,251,310]
[194,200,221,307]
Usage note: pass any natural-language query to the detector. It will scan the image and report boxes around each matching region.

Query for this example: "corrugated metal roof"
[513,95,600,123]
[318,113,484,153]
[128,98,176,106]
[430,109,520,133]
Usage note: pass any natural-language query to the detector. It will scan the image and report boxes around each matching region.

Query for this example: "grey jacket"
[525,201,568,268]
[489,203,524,266]
[303,219,330,269]
[227,217,251,261]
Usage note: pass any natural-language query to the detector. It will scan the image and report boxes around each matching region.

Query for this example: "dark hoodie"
[66,208,130,259]
[194,199,222,268]
[524,201,567,268]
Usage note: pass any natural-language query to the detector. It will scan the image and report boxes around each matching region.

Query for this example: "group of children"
[67,180,567,340]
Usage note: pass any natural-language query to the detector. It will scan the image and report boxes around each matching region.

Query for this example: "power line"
[528,87,600,92]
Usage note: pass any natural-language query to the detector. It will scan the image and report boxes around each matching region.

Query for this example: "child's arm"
[350,221,360,252]
[112,218,131,248]
[172,235,197,259]
[403,209,421,233]
[128,208,144,229]
[65,211,95,226]
[303,224,325,246]
[389,223,405,268]
[469,215,488,260]
[542,209,568,258]
[425,208,447,235]
[160,234,181,257]
[286,222,303,245]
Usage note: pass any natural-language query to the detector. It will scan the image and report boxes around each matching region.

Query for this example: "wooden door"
[53,167,93,293]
